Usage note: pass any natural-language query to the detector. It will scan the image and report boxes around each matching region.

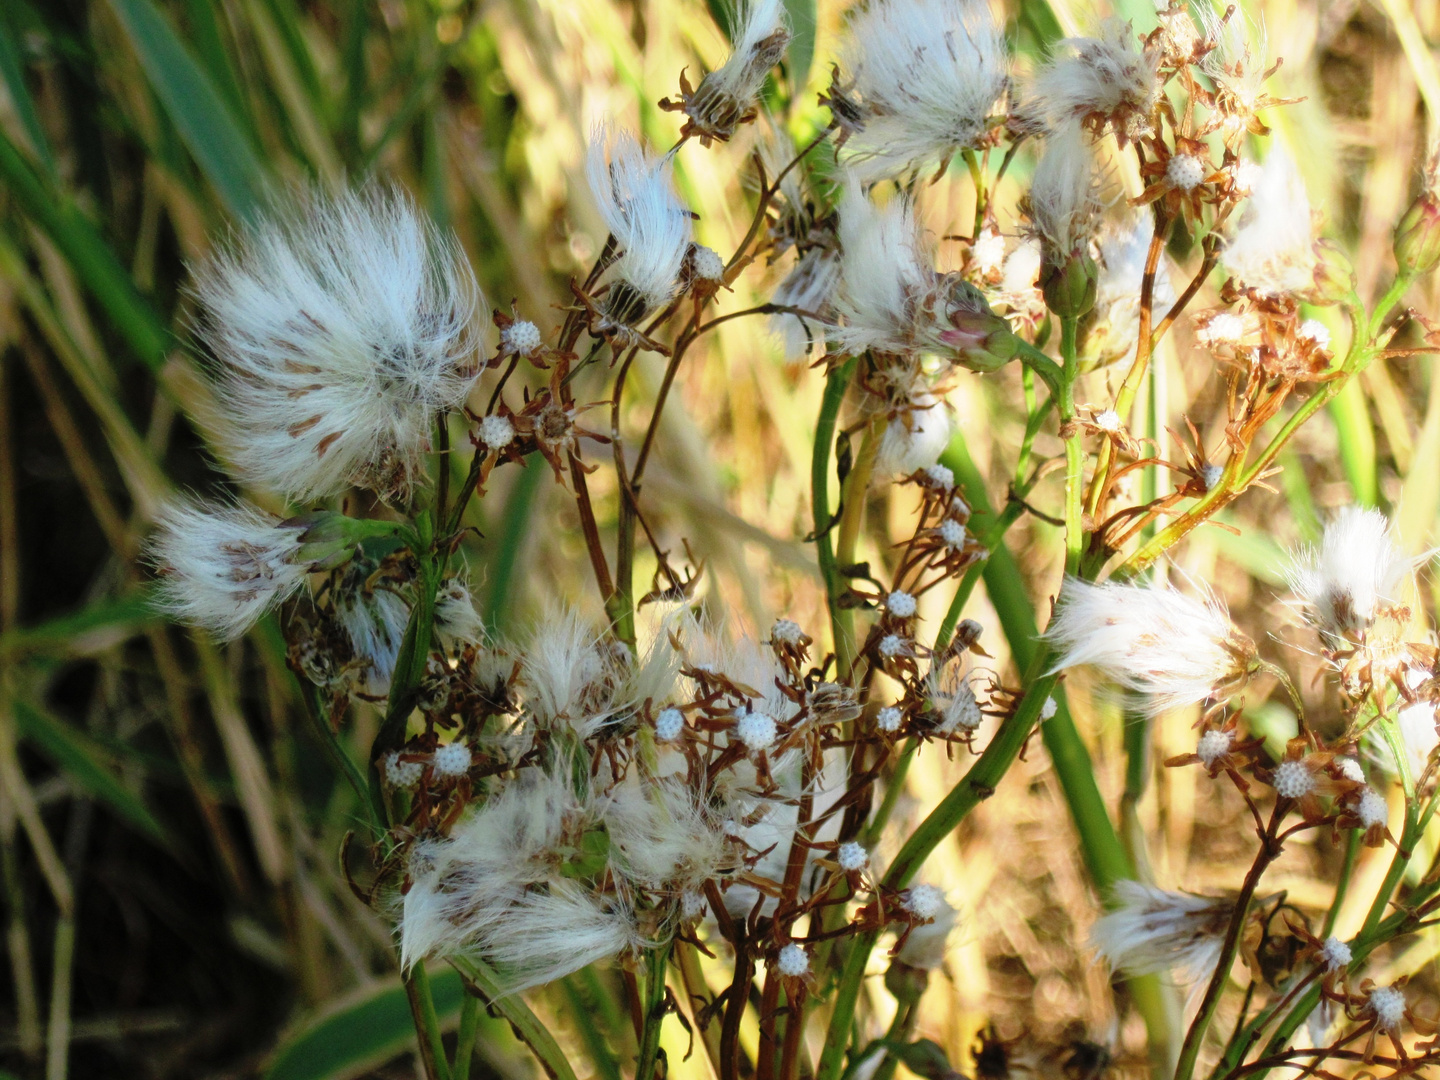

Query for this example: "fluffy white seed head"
[736,709,778,751]
[685,0,790,141]
[147,498,309,640]
[1202,311,1247,345]
[775,943,810,977]
[1223,147,1316,296]
[971,228,1007,276]
[837,841,869,872]
[192,186,480,502]
[770,247,842,363]
[587,128,692,316]
[840,0,1008,182]
[1398,697,1439,778]
[1200,464,1224,491]
[334,572,411,694]
[1321,936,1352,972]
[655,707,685,741]
[1167,153,1207,190]
[878,634,909,659]
[1369,985,1407,1030]
[876,706,904,732]
[875,396,952,477]
[478,413,516,450]
[1336,757,1365,784]
[1028,123,1105,261]
[1090,880,1229,986]
[435,578,484,646]
[1091,214,1177,364]
[1288,507,1408,638]
[1271,760,1313,800]
[689,244,726,284]
[1094,409,1122,432]
[1045,578,1254,716]
[1356,787,1388,830]
[1197,728,1233,768]
[1025,19,1161,138]
[925,463,955,489]
[385,751,424,788]
[432,742,473,778]
[681,891,708,920]
[833,185,933,356]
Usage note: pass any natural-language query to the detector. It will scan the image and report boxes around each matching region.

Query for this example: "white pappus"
[1089,880,1231,988]
[192,186,481,502]
[1287,506,1409,640]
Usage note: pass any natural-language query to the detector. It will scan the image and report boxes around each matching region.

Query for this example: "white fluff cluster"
[434,578,485,647]
[1025,19,1160,136]
[1196,728,1233,768]
[896,890,957,969]
[148,498,309,640]
[1090,880,1229,986]
[193,186,480,502]
[1027,124,1105,260]
[775,943,810,977]
[1045,578,1252,716]
[1090,214,1177,363]
[1288,507,1408,639]
[875,396,953,477]
[333,568,412,694]
[587,129,692,317]
[1368,984,1407,1031]
[770,247,843,363]
[693,0,790,128]
[832,185,933,356]
[837,841,868,872]
[1320,936,1352,972]
[1223,147,1316,296]
[1271,760,1313,800]
[840,0,1008,182]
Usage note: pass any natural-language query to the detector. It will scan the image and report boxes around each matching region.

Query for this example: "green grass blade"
[182,0,251,130]
[0,8,57,178]
[484,463,545,635]
[1328,377,1378,506]
[782,0,816,99]
[0,132,170,369]
[12,699,171,848]
[105,0,267,220]
[0,589,157,660]
[266,968,466,1080]
[447,956,579,1080]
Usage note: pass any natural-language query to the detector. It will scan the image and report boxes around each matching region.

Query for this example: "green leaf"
[105,0,267,220]
[0,588,157,659]
[782,0,816,99]
[0,131,171,369]
[449,956,580,1080]
[266,969,466,1080]
[12,700,170,848]
[0,7,57,178]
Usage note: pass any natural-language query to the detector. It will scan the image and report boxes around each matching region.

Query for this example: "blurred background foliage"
[2,0,1440,1076]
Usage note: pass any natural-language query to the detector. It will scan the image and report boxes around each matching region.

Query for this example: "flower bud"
[1395,190,1440,276]
[933,276,1020,372]
[1040,250,1097,320]
[1310,239,1357,305]
[884,959,930,1005]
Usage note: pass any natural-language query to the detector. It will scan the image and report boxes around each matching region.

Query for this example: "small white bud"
[735,710,778,751]
[1320,936,1351,972]
[1094,409,1123,433]
[876,706,904,732]
[878,634,908,658]
[501,319,542,355]
[1039,696,1058,721]
[1272,760,1313,800]
[924,463,955,488]
[775,943,809,977]
[479,413,516,450]
[690,244,726,283]
[902,884,946,920]
[1368,984,1406,1030]
[1200,463,1224,491]
[771,619,805,645]
[1166,153,1207,191]
[1356,787,1388,830]
[886,590,918,618]
[938,519,967,548]
[1336,757,1365,783]
[1197,728,1233,768]
[837,841,868,872]
[432,742,472,778]
[385,751,424,788]
[1297,319,1330,349]
[655,707,685,741]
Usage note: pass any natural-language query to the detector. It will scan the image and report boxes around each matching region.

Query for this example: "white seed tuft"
[771,619,806,645]
[925,463,956,489]
[1297,319,1330,349]
[1356,787,1388,830]
[939,519,967,549]
[886,590,918,618]
[1224,147,1316,297]
[689,244,726,283]
[501,319,542,355]
[432,742,473,778]
[478,413,516,450]
[385,751,424,788]
[1039,696,1058,721]
[1320,936,1352,972]
[1166,153,1207,190]
[876,706,904,732]
[878,634,909,659]
[837,842,869,872]
[903,883,947,920]
[1288,507,1408,638]
[1368,984,1407,1031]
[735,710,778,751]
[1094,409,1123,432]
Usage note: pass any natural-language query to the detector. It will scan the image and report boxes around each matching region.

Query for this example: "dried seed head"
[775,943,810,977]
[479,413,516,450]
[837,841,869,872]
[876,706,904,732]
[1320,936,1352,972]
[432,742,473,778]
[735,709,778,751]
[385,751,424,788]
[655,707,686,741]
[1369,984,1407,1031]
[1271,759,1313,800]
[1197,728,1233,768]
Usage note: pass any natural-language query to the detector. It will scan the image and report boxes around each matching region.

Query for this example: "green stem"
[1361,720,1419,938]
[453,993,479,1080]
[635,944,672,1080]
[450,956,580,1080]
[1321,830,1360,939]
[862,739,917,848]
[813,358,859,675]
[406,961,452,1080]
[1058,316,1084,575]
